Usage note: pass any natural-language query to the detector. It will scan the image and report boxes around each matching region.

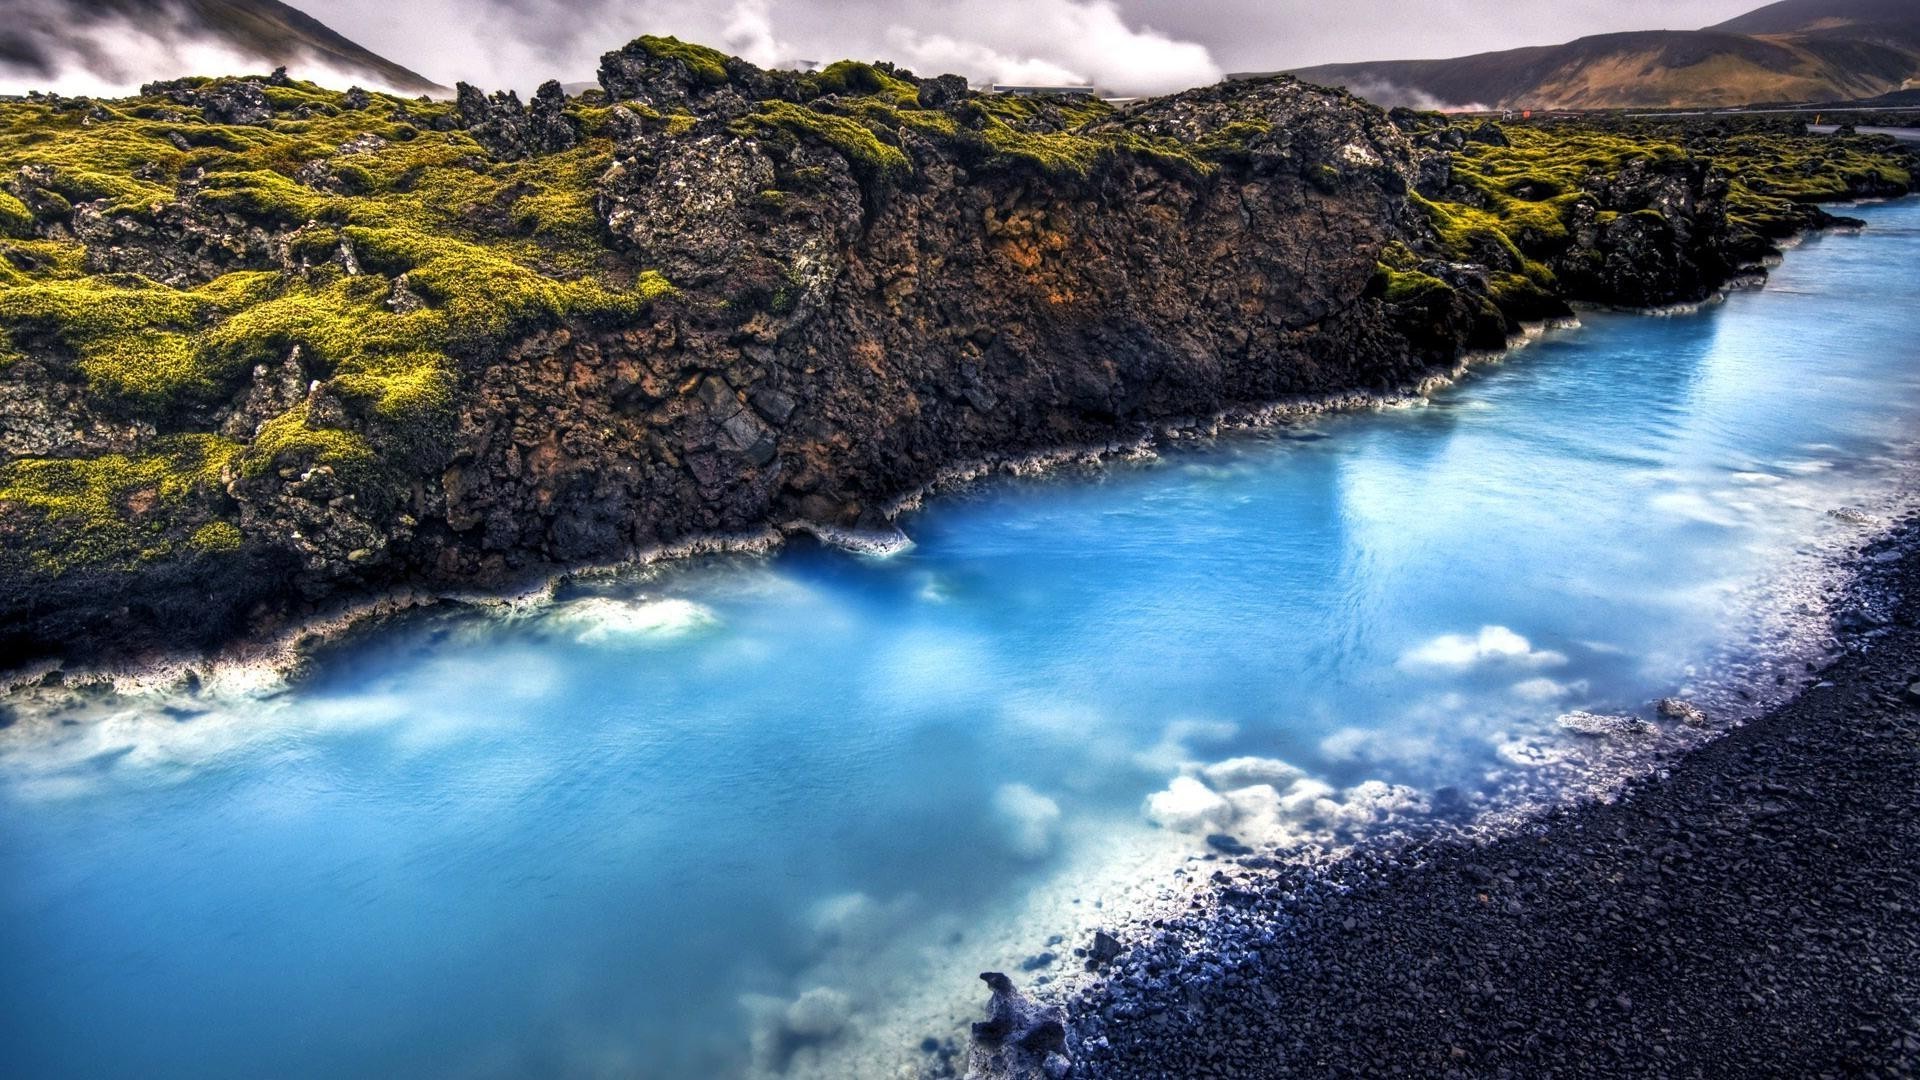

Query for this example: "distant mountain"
[0,0,443,95]
[1280,0,1920,111]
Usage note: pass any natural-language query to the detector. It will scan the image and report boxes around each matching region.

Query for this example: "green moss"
[1194,120,1273,158]
[0,80,674,441]
[732,100,912,177]
[636,36,731,87]
[189,520,244,552]
[975,93,1114,130]
[0,191,32,237]
[1377,263,1452,303]
[240,401,374,478]
[197,167,343,222]
[977,123,1107,175]
[1416,124,1699,267]
[806,61,921,107]
[1410,117,1909,317]
[0,434,239,571]
[0,275,237,409]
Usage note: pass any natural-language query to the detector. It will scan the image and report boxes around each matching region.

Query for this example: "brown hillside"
[1282,0,1920,110]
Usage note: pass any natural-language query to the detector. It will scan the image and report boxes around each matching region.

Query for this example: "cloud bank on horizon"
[319,0,1765,95]
[343,0,1226,96]
[1,0,1772,100]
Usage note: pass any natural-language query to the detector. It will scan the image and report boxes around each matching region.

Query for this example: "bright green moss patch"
[1414,125,1693,267]
[1408,116,1912,318]
[732,100,912,177]
[977,122,1107,175]
[0,75,687,577]
[637,36,731,87]
[189,519,244,552]
[0,434,239,571]
[1377,263,1452,303]
[733,83,1229,183]
[0,191,32,237]
[240,401,374,478]
[0,79,673,429]
[806,61,921,107]
[974,93,1114,130]
[0,274,233,408]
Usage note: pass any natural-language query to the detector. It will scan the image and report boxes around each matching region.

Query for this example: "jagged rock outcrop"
[527,80,578,153]
[141,76,277,125]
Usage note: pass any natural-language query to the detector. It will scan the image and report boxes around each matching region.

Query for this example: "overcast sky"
[306,0,1768,95]
[0,0,1775,99]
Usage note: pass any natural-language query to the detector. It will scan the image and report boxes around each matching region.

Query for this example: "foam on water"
[4,199,1920,1079]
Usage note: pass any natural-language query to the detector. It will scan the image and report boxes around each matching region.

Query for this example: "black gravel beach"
[1017,514,1920,1078]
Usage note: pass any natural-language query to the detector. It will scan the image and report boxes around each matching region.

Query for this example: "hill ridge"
[1284,0,1920,110]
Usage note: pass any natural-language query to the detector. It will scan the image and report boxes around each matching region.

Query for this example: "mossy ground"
[0,434,239,571]
[1391,118,1913,316]
[0,77,670,572]
[726,70,1262,183]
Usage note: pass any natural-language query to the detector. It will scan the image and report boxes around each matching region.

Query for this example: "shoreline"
[0,202,1864,701]
[1,188,1894,701]
[1015,508,1920,1077]
[0,309,1571,699]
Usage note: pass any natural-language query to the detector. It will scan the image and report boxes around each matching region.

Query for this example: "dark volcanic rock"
[140,77,275,125]
[918,73,969,109]
[454,81,537,160]
[968,973,1073,1080]
[528,79,579,153]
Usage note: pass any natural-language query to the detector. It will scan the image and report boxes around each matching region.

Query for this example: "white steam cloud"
[0,0,426,97]
[63,0,1227,99]
[1335,76,1490,114]
[880,1,1220,95]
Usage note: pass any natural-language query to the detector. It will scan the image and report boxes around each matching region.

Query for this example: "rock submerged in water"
[1829,507,1877,526]
[966,972,1071,1080]
[1557,710,1658,738]
[1206,832,1253,856]
[1656,697,1709,726]
[1087,929,1124,968]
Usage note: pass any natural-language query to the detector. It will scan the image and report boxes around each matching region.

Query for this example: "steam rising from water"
[0,1,432,96]
[1337,76,1490,113]
[1,0,1226,99]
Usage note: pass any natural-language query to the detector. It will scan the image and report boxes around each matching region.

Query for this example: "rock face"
[0,40,1912,669]
[405,75,1489,599]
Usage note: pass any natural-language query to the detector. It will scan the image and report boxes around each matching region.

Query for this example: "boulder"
[966,973,1073,1080]
[528,80,579,153]
[455,82,537,160]
[1558,711,1658,739]
[918,73,970,109]
[1656,698,1709,726]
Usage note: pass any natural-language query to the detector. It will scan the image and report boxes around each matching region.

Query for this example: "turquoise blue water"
[3,199,1919,1079]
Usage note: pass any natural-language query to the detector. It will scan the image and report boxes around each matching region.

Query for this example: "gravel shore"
[1024,513,1920,1078]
